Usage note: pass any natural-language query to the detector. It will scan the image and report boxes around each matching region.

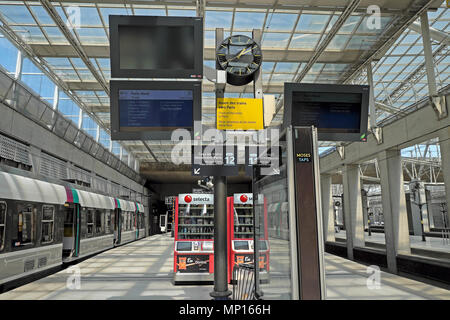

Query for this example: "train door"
[63,203,81,258]
[114,208,121,245]
[135,212,138,240]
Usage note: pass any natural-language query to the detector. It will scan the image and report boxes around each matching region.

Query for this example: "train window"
[105,211,111,234]
[18,207,34,245]
[87,210,94,237]
[0,201,6,251]
[95,210,104,234]
[129,212,133,230]
[41,205,54,243]
[121,213,124,231]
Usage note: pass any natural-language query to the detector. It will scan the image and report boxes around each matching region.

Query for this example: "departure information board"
[119,90,193,130]
[283,83,369,142]
[291,91,362,133]
[110,80,201,141]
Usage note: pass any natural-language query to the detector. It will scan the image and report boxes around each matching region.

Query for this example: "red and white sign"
[234,193,253,204]
[178,193,214,205]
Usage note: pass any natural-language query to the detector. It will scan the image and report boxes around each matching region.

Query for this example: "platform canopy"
[0,0,447,166]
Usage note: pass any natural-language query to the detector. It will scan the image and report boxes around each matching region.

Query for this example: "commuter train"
[0,170,146,288]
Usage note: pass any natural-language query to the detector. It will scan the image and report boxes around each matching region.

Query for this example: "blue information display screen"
[292,91,362,133]
[119,89,193,130]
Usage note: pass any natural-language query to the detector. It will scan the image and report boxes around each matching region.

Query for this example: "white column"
[438,127,450,226]
[14,51,23,80]
[320,174,335,242]
[95,125,100,142]
[366,62,376,130]
[377,149,411,273]
[52,86,59,110]
[78,109,83,129]
[342,164,365,260]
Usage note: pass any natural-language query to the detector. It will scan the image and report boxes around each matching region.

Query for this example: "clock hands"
[225,43,256,64]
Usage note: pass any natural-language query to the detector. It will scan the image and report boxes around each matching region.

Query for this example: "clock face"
[216,35,262,86]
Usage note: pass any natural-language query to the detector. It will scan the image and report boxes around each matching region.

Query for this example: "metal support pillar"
[210,27,231,300]
[210,175,231,299]
[420,11,437,97]
[367,62,382,143]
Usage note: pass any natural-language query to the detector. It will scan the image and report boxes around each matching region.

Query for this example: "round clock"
[216,35,262,86]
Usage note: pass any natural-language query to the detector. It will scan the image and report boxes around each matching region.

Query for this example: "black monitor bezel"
[109,15,203,79]
[283,83,369,142]
[110,80,202,141]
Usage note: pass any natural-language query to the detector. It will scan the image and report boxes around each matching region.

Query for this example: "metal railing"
[0,66,143,184]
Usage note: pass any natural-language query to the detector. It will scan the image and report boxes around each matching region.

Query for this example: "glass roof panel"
[43,26,68,44]
[99,7,130,24]
[290,33,320,48]
[70,58,88,69]
[45,57,72,68]
[296,14,330,33]
[205,10,233,29]
[76,28,108,44]
[29,5,56,25]
[265,13,297,32]
[322,63,349,72]
[262,32,290,49]
[325,15,339,33]
[14,26,47,43]
[134,8,166,16]
[270,73,294,82]
[167,9,195,16]
[233,11,266,30]
[345,35,378,50]
[326,34,350,50]
[0,4,36,24]
[262,61,275,72]
[74,6,103,27]
[339,15,362,33]
[274,62,299,73]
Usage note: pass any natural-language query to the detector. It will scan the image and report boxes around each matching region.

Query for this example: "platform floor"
[0,233,449,300]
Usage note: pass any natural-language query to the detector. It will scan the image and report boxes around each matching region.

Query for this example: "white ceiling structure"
[0,0,448,169]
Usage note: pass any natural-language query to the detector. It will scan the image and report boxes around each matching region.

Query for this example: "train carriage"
[0,171,145,287]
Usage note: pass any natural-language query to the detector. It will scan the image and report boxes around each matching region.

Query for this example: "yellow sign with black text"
[216,98,264,130]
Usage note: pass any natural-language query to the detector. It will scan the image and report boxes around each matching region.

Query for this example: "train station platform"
[0,234,449,300]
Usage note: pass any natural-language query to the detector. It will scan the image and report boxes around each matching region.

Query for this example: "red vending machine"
[173,193,214,284]
[227,193,270,283]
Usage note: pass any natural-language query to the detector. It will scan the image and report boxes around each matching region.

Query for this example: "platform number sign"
[224,151,235,166]
[245,147,258,176]
[191,145,238,177]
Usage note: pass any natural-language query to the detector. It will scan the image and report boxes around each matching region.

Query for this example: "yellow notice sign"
[216,98,264,130]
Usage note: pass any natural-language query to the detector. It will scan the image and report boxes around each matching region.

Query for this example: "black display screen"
[118,89,193,130]
[234,241,250,251]
[119,25,195,70]
[176,242,192,251]
[291,91,362,133]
